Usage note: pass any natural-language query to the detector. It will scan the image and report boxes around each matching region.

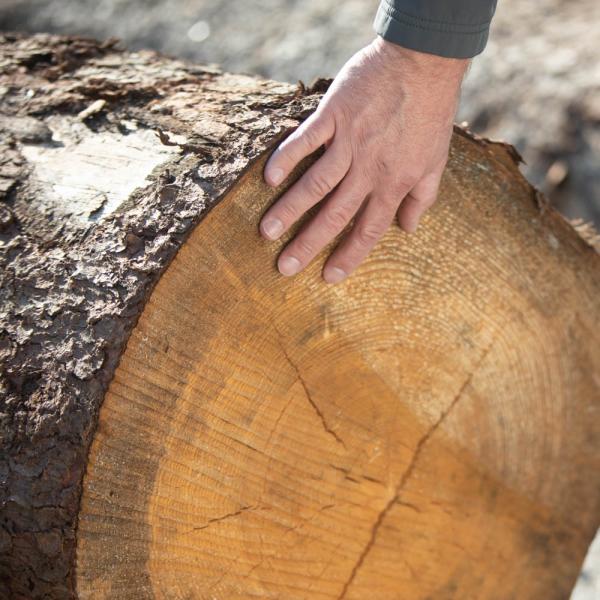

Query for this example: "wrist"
[371,36,469,81]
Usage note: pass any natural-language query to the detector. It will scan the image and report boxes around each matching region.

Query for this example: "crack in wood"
[395,500,421,513]
[336,342,494,599]
[360,474,385,485]
[264,392,295,450]
[276,337,347,450]
[188,505,255,534]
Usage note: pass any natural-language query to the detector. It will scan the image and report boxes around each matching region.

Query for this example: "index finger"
[264,112,334,187]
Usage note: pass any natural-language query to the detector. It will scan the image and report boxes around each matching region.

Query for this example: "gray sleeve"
[373,0,498,58]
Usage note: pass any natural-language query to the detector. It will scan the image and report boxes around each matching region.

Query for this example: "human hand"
[260,36,469,283]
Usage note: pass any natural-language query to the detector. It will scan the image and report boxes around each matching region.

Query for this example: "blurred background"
[1,0,599,229]
[1,0,599,597]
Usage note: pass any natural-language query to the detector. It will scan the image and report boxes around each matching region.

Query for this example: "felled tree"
[1,33,599,600]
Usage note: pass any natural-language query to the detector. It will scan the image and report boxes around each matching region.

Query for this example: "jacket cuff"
[373,0,492,59]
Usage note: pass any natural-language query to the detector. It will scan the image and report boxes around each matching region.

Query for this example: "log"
[0,33,599,600]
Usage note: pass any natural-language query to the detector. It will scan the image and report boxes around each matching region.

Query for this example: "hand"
[260,36,469,283]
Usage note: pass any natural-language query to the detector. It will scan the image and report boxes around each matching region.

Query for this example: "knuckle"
[304,171,333,199]
[356,223,383,248]
[277,201,299,223]
[397,173,420,189]
[301,122,324,150]
[373,155,391,176]
[323,204,351,232]
[294,237,315,257]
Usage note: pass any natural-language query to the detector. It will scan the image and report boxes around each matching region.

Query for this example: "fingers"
[276,172,368,277]
[322,193,402,284]
[396,169,443,233]
[319,168,442,283]
[260,139,351,240]
[264,111,335,187]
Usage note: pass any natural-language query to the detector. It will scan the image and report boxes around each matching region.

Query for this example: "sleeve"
[373,0,498,59]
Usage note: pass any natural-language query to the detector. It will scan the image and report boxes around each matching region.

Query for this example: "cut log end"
[0,34,598,600]
[77,139,599,598]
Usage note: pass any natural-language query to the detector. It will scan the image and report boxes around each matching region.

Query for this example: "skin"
[260,36,469,283]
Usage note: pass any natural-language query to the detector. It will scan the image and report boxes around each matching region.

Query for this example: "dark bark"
[0,33,322,598]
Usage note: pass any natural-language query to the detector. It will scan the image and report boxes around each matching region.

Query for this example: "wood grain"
[76,132,600,599]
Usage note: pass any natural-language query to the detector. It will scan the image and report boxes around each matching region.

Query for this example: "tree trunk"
[1,33,599,600]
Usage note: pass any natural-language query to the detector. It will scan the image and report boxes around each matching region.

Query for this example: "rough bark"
[0,33,598,600]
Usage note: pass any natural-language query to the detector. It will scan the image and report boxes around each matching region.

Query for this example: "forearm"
[373,0,498,58]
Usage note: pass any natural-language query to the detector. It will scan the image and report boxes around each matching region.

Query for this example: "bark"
[0,33,598,600]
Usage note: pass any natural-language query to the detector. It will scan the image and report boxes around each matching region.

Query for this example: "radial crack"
[277,339,346,449]
[337,342,494,599]
[336,486,401,599]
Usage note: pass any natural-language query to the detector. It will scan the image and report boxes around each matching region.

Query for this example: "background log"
[0,33,599,599]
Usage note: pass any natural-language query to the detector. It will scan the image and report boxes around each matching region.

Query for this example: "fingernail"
[261,217,284,240]
[268,167,284,186]
[323,266,347,284]
[278,256,301,276]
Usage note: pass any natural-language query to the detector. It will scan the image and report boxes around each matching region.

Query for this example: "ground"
[1,0,599,597]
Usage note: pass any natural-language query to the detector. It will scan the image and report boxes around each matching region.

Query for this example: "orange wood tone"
[76,131,600,599]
